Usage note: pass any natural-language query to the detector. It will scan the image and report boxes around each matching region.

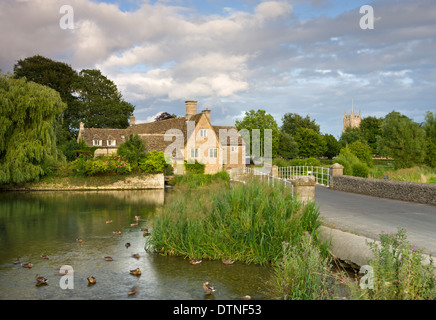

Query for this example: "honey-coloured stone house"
[77,100,247,174]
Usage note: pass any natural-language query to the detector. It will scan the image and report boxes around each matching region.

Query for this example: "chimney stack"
[129,115,135,127]
[202,109,211,123]
[185,100,197,119]
[79,122,84,131]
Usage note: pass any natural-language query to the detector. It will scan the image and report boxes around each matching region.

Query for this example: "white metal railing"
[244,167,294,194]
[278,166,330,187]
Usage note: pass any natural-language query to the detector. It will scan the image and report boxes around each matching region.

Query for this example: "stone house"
[77,100,246,174]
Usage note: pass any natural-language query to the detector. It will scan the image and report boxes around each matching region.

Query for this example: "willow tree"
[0,75,66,184]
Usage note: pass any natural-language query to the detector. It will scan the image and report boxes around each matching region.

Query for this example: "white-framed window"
[120,135,125,140]
[200,129,208,137]
[190,148,199,158]
[209,148,217,158]
[231,146,237,152]
[107,140,116,147]
[93,139,102,146]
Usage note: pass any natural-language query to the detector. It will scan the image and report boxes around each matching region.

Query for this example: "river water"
[0,190,274,300]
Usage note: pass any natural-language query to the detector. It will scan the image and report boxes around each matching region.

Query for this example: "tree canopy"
[235,109,280,157]
[281,113,320,136]
[293,128,327,158]
[13,55,79,144]
[377,111,426,168]
[0,75,66,184]
[75,69,135,129]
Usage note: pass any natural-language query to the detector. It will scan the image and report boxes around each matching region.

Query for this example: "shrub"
[351,162,369,178]
[70,155,131,176]
[290,158,320,167]
[345,227,436,300]
[139,151,167,173]
[335,146,368,177]
[184,160,205,174]
[348,141,373,167]
[117,134,147,169]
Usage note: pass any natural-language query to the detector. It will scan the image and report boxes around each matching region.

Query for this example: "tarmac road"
[315,185,436,256]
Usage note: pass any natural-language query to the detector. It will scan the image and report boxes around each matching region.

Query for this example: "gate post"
[329,163,344,189]
[292,176,316,203]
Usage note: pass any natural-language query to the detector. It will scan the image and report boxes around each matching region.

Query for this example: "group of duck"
[12,215,146,296]
[12,214,242,297]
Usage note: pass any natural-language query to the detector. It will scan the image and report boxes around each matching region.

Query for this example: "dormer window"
[93,139,102,146]
[107,140,116,147]
[200,129,207,137]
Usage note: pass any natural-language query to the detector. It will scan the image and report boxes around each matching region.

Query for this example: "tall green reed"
[147,178,324,265]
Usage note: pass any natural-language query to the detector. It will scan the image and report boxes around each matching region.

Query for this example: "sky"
[1,0,435,138]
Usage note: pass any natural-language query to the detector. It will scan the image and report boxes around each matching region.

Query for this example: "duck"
[130,223,138,227]
[129,268,141,276]
[128,286,138,296]
[113,231,122,235]
[222,259,234,265]
[134,216,140,221]
[104,256,113,261]
[35,275,48,285]
[189,259,202,265]
[140,228,148,232]
[13,257,21,264]
[203,282,215,295]
[87,276,96,285]
[76,238,83,243]
[125,242,131,248]
[132,253,140,259]
[106,220,113,224]
[21,262,33,268]
[41,254,50,260]
[143,231,151,237]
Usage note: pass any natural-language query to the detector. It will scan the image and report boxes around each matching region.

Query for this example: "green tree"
[323,134,342,159]
[294,128,327,158]
[278,131,299,159]
[339,126,365,147]
[0,75,66,184]
[75,69,135,129]
[347,140,373,167]
[360,116,382,154]
[423,111,436,168]
[117,134,147,169]
[13,55,80,144]
[281,113,320,136]
[378,111,426,169]
[235,109,280,157]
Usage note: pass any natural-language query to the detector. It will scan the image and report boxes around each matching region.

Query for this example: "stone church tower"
[343,102,361,132]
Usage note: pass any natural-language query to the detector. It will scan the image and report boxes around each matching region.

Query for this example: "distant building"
[77,100,246,174]
[343,104,362,132]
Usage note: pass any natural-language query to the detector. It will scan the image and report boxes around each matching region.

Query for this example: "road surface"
[315,185,436,256]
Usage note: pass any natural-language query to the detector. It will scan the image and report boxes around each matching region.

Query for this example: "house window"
[231,146,237,152]
[93,139,102,146]
[120,135,125,140]
[190,148,199,158]
[200,129,207,137]
[209,148,217,158]
[107,140,116,147]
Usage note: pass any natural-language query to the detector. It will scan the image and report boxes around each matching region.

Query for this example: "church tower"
[343,101,361,132]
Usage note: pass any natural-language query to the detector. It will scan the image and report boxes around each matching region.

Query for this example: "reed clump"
[148,178,323,266]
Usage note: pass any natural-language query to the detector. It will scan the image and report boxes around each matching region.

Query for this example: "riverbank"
[0,172,165,191]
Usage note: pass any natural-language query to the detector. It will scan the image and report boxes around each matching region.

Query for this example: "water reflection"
[0,190,273,300]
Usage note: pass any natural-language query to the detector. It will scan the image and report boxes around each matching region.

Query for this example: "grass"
[148,177,324,265]
[369,165,436,183]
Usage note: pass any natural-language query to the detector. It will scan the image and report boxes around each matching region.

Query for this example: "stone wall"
[4,174,165,191]
[331,175,436,206]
